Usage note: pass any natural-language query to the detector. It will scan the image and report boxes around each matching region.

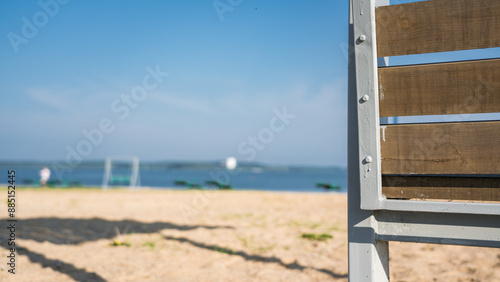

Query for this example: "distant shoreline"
[0,185,347,194]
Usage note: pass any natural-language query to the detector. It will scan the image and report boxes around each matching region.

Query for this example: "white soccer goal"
[101,156,141,189]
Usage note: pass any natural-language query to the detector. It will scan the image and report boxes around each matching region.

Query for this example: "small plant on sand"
[111,223,132,247]
[237,234,251,247]
[143,241,156,250]
[301,233,333,242]
[112,239,131,247]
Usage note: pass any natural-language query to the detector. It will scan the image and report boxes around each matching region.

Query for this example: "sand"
[0,188,499,281]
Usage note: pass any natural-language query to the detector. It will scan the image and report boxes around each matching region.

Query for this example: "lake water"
[1,162,347,193]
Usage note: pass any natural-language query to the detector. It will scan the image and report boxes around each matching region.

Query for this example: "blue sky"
[1,0,350,166]
[2,1,497,167]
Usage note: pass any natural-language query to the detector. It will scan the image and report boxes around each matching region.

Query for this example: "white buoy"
[225,157,237,170]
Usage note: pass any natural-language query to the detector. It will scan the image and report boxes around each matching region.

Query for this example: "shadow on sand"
[1,217,233,281]
[17,247,106,282]
[164,235,348,279]
[13,217,233,245]
[2,217,347,280]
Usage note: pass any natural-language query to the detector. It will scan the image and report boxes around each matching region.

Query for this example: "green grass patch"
[143,241,155,250]
[301,233,333,241]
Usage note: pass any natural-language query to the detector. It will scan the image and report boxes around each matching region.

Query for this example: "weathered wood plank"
[382,175,500,201]
[383,187,500,201]
[376,0,500,57]
[378,59,500,117]
[380,121,500,174]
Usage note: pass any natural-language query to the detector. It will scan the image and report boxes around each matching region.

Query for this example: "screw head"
[359,34,366,42]
[361,94,370,102]
[365,156,373,163]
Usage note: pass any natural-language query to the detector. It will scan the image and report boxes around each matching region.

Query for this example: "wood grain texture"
[378,59,500,117]
[376,0,500,57]
[380,121,500,174]
[382,175,500,201]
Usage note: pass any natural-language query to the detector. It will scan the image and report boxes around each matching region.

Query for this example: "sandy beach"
[1,188,499,281]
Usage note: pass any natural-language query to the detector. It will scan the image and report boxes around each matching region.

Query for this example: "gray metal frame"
[352,0,383,211]
[348,0,390,280]
[348,0,500,280]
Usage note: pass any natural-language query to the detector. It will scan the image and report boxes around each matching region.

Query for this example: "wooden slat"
[379,59,500,117]
[382,175,500,201]
[380,121,500,174]
[376,0,500,57]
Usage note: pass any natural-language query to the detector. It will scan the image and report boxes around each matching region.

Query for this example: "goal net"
[101,156,141,189]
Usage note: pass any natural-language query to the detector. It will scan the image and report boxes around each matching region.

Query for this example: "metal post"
[102,157,111,189]
[129,157,140,189]
[348,0,389,280]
